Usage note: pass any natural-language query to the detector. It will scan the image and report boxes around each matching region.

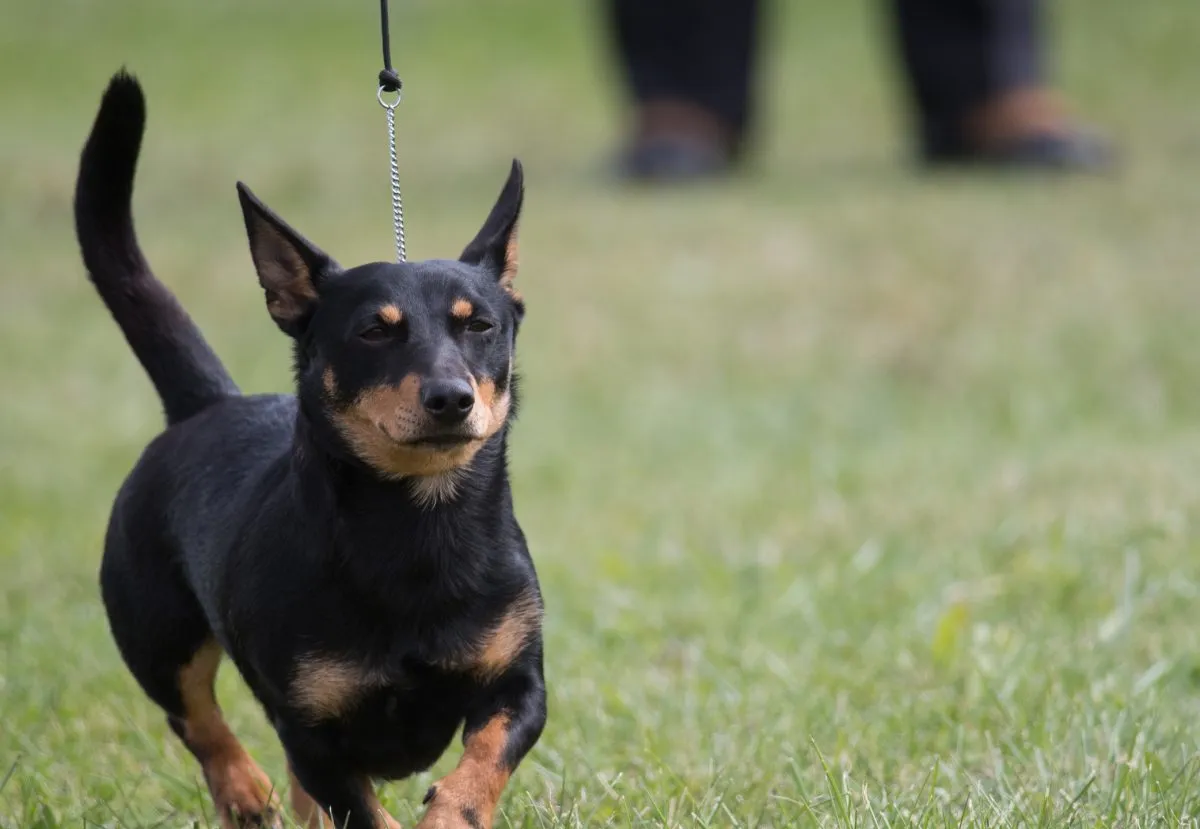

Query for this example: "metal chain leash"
[377,0,405,262]
[378,85,405,262]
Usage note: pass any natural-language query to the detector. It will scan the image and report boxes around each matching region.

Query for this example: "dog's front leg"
[285,759,401,829]
[419,659,548,829]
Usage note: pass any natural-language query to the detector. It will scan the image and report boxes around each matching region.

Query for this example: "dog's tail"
[75,71,239,425]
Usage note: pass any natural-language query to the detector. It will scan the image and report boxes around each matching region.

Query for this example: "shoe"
[921,87,1116,173]
[611,100,738,183]
[983,129,1114,170]
[614,134,733,182]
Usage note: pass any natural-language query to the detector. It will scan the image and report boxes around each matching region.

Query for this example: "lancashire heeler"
[74,71,546,829]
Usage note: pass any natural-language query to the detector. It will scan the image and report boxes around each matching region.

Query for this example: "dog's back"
[105,395,296,624]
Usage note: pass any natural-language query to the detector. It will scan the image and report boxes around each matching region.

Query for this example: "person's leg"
[889,0,1111,169]
[992,0,1042,91]
[605,0,762,180]
[891,0,990,159]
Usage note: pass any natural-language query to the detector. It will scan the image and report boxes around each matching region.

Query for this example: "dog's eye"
[466,319,494,334]
[359,325,390,342]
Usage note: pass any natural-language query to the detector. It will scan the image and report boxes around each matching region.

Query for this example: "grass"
[3,0,1200,825]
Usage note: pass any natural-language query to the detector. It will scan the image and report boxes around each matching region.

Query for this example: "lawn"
[3,0,1200,826]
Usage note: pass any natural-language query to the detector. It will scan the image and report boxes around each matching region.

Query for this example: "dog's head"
[237,161,525,481]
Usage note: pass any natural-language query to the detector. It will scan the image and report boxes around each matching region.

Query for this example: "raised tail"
[74,70,238,425]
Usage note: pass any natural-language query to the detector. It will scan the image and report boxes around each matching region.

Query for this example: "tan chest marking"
[292,592,539,721]
[291,656,390,722]
[440,590,542,682]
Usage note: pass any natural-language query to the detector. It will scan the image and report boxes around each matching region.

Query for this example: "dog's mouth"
[404,433,475,450]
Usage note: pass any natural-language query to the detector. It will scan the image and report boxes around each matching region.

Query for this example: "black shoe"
[613,134,733,183]
[922,128,1115,173]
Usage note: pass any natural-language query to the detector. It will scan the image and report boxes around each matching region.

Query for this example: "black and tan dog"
[74,71,546,829]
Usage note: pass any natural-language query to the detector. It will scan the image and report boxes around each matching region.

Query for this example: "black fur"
[74,71,239,425]
[76,71,546,829]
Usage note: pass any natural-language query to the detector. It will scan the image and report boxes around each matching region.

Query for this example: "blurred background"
[3,0,1200,825]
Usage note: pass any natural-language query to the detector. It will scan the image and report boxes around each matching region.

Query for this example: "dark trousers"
[606,0,1044,154]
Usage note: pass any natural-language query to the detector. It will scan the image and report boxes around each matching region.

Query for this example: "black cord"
[378,0,402,92]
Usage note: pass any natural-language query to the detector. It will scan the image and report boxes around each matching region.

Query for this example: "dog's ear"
[460,159,523,296]
[237,182,340,337]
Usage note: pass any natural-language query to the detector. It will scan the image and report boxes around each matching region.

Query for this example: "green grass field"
[4,1,1200,826]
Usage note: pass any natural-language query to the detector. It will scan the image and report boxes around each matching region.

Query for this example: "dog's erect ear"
[460,159,523,295]
[237,182,340,336]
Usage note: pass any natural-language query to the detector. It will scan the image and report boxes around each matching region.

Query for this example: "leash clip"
[377,85,402,111]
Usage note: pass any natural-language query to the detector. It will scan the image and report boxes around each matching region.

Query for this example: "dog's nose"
[420,378,475,424]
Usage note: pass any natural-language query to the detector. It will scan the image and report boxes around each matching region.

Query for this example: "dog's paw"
[218,805,281,829]
[209,755,283,829]
[415,799,484,829]
[225,805,283,829]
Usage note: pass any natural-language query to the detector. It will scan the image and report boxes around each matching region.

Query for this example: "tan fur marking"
[378,304,403,324]
[177,641,280,828]
[475,592,542,680]
[256,225,317,325]
[475,377,496,410]
[465,376,512,444]
[339,423,486,479]
[439,590,541,681]
[333,374,479,478]
[355,373,423,425]
[288,766,401,829]
[499,222,520,294]
[331,373,511,481]
[323,367,338,398]
[419,715,512,829]
[451,298,474,319]
[291,656,386,722]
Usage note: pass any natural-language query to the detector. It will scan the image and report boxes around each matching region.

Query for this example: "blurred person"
[605,0,1112,180]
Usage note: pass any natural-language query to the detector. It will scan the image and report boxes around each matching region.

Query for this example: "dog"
[74,71,547,829]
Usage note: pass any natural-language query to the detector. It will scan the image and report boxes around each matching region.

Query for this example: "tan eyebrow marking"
[378,305,403,324]
[450,298,473,320]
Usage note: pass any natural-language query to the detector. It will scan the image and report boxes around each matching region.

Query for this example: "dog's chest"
[288,654,475,778]
[284,575,538,719]
[276,572,538,777]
